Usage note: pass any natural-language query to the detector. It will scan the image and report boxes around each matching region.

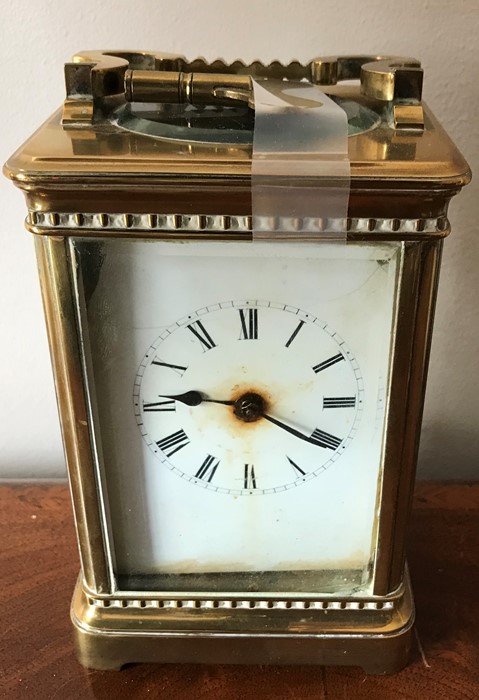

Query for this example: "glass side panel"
[70,238,401,595]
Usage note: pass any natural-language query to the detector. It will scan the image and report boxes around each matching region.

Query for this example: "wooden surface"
[1,483,478,699]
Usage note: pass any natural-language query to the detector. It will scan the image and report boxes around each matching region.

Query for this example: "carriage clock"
[4,51,470,674]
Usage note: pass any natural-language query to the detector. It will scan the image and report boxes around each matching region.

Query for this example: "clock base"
[71,570,415,674]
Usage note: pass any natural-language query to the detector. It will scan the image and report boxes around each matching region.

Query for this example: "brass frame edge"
[34,236,111,593]
[388,240,444,586]
[373,239,443,593]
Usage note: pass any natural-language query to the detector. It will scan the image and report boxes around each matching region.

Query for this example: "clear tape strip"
[252,80,350,240]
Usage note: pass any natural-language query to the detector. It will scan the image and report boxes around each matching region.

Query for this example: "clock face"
[71,237,401,594]
[134,301,363,495]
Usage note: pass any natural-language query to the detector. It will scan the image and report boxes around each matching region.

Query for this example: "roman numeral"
[156,429,190,457]
[244,464,257,489]
[239,308,258,340]
[195,454,220,482]
[143,399,176,412]
[285,320,305,348]
[323,396,356,409]
[187,320,216,351]
[312,353,344,374]
[310,428,342,450]
[287,456,306,476]
[152,359,188,376]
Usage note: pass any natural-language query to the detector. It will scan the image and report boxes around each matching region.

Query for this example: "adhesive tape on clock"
[251,79,350,241]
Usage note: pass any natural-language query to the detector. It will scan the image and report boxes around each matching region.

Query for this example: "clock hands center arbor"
[157,390,342,450]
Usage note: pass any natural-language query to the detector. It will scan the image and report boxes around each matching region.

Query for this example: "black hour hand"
[158,390,233,407]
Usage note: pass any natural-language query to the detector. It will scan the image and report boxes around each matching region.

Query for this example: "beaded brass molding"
[26,211,450,239]
[87,596,396,611]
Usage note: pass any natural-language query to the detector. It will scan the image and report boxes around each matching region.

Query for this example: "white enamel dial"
[73,238,401,590]
[134,300,363,495]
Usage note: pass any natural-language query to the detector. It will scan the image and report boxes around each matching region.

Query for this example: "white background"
[0,0,478,479]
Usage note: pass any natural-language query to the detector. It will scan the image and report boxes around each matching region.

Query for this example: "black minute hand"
[262,414,342,450]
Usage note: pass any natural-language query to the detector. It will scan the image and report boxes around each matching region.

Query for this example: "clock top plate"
[4,52,470,198]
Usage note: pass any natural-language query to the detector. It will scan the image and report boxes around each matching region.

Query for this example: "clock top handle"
[62,51,424,130]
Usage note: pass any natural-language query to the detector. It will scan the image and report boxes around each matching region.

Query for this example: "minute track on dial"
[135,299,363,494]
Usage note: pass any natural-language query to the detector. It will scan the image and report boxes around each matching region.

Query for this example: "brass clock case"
[4,51,470,674]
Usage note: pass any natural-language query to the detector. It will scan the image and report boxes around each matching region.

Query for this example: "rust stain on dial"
[227,383,273,431]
